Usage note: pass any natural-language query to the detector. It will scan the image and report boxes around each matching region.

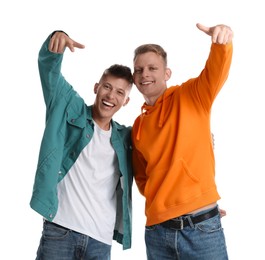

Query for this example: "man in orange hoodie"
[131,23,233,259]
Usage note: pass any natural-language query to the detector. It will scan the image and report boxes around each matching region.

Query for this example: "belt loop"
[179,218,184,230]
[186,215,195,228]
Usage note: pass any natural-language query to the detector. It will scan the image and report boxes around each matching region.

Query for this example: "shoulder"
[113,121,131,132]
[112,121,132,139]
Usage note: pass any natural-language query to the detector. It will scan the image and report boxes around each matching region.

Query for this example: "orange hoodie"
[132,43,233,226]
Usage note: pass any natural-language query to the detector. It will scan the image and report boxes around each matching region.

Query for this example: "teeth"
[103,100,114,107]
[142,81,153,85]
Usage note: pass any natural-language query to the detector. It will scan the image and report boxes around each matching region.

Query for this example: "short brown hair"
[133,44,168,66]
[101,64,133,85]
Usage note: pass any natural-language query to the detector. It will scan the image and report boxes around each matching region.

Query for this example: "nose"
[106,89,114,99]
[142,68,150,78]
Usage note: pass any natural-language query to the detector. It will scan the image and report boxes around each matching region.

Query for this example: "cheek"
[133,75,140,83]
[117,97,127,107]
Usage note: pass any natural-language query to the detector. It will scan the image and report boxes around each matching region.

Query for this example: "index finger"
[73,41,85,50]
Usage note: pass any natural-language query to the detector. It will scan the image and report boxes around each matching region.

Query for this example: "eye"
[134,68,142,74]
[103,84,111,89]
[149,66,157,71]
[117,90,125,96]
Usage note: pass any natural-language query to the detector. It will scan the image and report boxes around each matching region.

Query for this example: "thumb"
[196,23,211,36]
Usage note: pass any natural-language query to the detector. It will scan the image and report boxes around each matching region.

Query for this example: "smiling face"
[92,75,131,130]
[133,51,171,106]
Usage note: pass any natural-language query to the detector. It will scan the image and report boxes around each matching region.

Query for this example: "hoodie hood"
[136,86,177,140]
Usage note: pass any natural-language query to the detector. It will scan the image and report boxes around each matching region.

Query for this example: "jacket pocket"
[64,107,86,148]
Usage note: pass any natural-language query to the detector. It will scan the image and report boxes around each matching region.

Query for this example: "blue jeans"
[35,221,111,260]
[145,206,228,260]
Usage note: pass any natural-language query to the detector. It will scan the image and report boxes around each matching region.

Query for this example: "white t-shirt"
[53,122,119,245]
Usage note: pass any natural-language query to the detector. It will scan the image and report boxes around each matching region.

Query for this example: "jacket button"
[86,134,90,138]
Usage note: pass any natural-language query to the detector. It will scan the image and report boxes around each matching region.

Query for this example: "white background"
[1,0,265,259]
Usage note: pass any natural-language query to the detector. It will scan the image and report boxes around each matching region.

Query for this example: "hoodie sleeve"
[132,147,147,195]
[183,42,233,112]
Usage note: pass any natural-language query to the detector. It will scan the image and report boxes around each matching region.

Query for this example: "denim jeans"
[35,221,111,260]
[145,206,228,260]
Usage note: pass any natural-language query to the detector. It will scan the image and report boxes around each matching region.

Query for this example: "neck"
[93,119,111,131]
[144,87,167,106]
[92,106,111,130]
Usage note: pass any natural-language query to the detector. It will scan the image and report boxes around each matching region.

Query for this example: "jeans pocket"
[43,222,70,240]
[145,225,157,231]
[196,215,222,233]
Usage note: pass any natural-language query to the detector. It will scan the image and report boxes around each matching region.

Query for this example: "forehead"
[134,52,165,67]
[101,75,131,90]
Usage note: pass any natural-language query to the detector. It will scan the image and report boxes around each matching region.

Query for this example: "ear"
[94,83,99,94]
[165,68,172,81]
[123,97,130,106]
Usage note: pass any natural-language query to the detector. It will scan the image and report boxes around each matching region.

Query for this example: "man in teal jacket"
[30,31,133,259]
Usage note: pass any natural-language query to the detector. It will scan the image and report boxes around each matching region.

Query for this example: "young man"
[30,31,133,259]
[131,23,233,259]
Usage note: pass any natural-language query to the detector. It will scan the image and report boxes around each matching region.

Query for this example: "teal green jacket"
[30,34,133,249]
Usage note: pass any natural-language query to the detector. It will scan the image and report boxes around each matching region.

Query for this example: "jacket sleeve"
[38,34,74,111]
[30,33,80,221]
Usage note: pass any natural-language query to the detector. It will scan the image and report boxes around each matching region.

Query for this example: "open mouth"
[141,81,154,86]
[102,100,115,108]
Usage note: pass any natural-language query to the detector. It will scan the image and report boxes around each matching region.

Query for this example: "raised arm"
[38,31,85,109]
